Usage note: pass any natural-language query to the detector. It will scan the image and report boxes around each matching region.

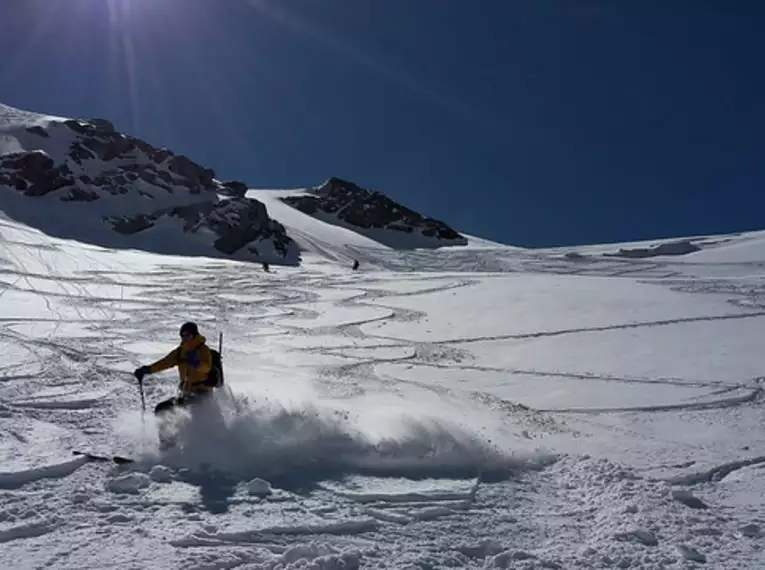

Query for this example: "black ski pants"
[153,391,213,449]
[153,391,211,416]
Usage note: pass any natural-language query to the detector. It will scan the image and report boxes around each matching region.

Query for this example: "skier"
[133,322,220,448]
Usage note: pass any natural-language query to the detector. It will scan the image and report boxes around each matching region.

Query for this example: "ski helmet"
[180,321,199,337]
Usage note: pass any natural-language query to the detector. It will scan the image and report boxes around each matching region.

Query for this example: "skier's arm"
[149,348,180,374]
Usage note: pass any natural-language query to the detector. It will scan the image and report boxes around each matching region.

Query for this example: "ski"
[73,450,135,465]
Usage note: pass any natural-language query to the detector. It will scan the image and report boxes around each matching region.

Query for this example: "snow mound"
[605,240,701,258]
[279,542,362,568]
[0,519,58,545]
[107,472,151,494]
[0,457,88,489]
[149,465,174,483]
[246,477,272,497]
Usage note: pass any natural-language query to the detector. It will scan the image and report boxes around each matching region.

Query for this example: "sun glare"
[106,0,135,25]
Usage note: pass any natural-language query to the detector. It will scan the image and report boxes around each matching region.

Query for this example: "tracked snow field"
[1,215,765,569]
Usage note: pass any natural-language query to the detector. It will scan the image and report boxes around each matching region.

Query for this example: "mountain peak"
[280,176,467,249]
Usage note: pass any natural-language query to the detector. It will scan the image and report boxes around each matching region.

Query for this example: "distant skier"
[133,322,221,449]
[352,259,359,271]
[262,262,270,273]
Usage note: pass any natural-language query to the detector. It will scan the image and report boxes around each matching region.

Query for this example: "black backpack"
[205,348,224,387]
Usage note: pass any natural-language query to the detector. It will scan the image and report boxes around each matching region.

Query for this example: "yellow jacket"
[149,335,213,394]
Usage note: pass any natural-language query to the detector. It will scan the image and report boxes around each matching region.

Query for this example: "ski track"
[1,239,765,568]
[0,457,89,489]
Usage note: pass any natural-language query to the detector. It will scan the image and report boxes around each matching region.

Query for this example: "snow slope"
[0,102,68,134]
[543,229,765,265]
[3,190,765,569]
[252,189,393,267]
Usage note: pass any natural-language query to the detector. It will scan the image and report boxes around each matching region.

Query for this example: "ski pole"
[138,377,146,412]
[219,331,237,405]
[219,331,228,397]
[138,377,148,446]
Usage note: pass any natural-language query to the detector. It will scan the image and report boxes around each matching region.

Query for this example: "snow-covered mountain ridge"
[0,102,298,264]
[280,176,467,249]
[0,103,486,269]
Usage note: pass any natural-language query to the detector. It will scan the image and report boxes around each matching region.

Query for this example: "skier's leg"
[154,397,178,415]
[179,391,221,434]
[154,397,181,450]
[154,393,215,451]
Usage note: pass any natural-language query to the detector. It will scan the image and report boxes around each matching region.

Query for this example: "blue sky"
[0,0,763,247]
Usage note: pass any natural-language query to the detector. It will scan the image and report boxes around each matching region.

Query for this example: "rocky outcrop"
[0,150,74,196]
[605,240,701,259]
[0,110,298,265]
[109,213,155,234]
[281,177,466,245]
[105,197,296,260]
[205,198,293,256]
[219,180,249,198]
[1,117,237,201]
[62,118,220,194]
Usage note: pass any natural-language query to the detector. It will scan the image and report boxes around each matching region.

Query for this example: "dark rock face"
[89,118,115,132]
[208,199,292,256]
[61,187,100,202]
[104,197,295,259]
[57,119,221,196]
[1,117,243,202]
[206,198,269,253]
[168,154,215,188]
[281,177,465,244]
[63,118,114,136]
[108,214,155,235]
[219,180,248,198]
[0,150,74,197]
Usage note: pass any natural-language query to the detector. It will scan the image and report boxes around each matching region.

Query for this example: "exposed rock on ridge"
[0,113,298,264]
[280,177,467,247]
[107,197,293,258]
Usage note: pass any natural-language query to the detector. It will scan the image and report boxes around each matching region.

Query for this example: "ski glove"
[134,365,151,382]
